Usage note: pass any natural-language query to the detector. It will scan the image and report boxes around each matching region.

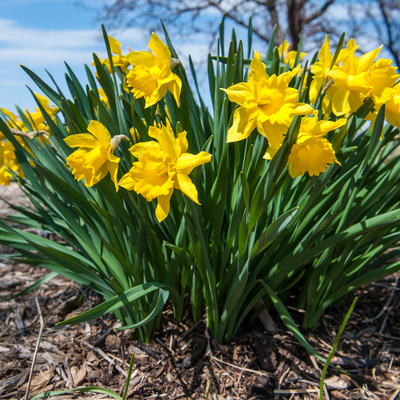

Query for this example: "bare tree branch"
[376,0,400,67]
[304,0,335,23]
[96,0,400,67]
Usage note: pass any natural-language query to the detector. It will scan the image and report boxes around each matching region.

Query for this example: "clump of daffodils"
[3,24,400,345]
[2,33,400,215]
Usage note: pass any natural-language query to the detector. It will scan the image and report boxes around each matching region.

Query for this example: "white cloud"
[0,19,150,67]
[0,16,212,110]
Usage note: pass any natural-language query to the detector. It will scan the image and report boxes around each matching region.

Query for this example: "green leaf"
[20,65,62,106]
[260,280,326,363]
[251,208,298,259]
[319,297,357,399]
[57,283,166,325]
[117,288,170,330]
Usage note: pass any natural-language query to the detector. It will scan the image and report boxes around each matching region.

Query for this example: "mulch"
[0,184,400,399]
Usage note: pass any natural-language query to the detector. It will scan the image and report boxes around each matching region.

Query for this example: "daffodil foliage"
[2,21,400,344]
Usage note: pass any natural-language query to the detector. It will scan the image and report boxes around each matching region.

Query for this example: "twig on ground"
[380,299,400,334]
[275,366,290,400]
[136,342,161,360]
[364,276,399,323]
[25,297,44,400]
[206,330,269,377]
[275,388,319,394]
[389,389,400,400]
[155,337,176,355]
[82,340,128,378]
[178,320,203,342]
[0,325,11,338]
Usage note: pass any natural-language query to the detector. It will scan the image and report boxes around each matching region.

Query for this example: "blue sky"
[0,0,392,116]
[0,0,213,114]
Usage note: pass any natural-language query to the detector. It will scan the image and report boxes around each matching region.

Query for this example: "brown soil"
[0,184,400,400]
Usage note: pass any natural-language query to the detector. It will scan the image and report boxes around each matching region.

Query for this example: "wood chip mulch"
[0,184,400,399]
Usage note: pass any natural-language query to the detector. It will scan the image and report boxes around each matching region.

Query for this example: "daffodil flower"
[93,36,130,73]
[24,93,60,132]
[287,116,347,178]
[309,35,351,104]
[98,88,110,107]
[119,123,211,222]
[125,33,182,108]
[328,43,383,116]
[0,138,26,186]
[385,82,400,130]
[1,107,27,133]
[64,121,127,190]
[278,40,306,68]
[222,51,315,152]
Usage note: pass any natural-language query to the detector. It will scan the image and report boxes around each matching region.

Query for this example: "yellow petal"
[149,32,171,65]
[84,145,108,174]
[328,67,348,87]
[149,124,180,161]
[309,77,325,104]
[248,51,268,85]
[177,131,188,153]
[125,51,157,67]
[263,145,280,160]
[108,36,122,56]
[310,118,347,137]
[348,91,364,113]
[107,156,120,191]
[221,83,252,105]
[64,133,99,149]
[129,141,160,158]
[174,173,200,204]
[176,151,212,175]
[318,35,332,69]
[226,107,256,143]
[87,121,111,147]
[258,120,285,149]
[292,103,315,116]
[332,86,351,116]
[358,45,382,73]
[166,75,182,107]
[119,171,137,191]
[155,190,173,222]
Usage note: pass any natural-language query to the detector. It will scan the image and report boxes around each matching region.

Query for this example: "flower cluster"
[95,33,182,108]
[224,36,400,178]
[3,32,400,222]
[0,95,59,185]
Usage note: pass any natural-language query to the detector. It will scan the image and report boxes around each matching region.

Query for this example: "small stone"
[105,334,121,352]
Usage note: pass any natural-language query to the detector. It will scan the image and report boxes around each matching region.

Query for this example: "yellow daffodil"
[328,43,382,116]
[222,51,315,152]
[1,108,27,133]
[129,127,141,144]
[98,88,110,107]
[64,121,127,190]
[0,138,25,186]
[287,116,346,178]
[125,33,182,108]
[278,40,306,68]
[309,36,352,104]
[385,82,400,129]
[93,36,130,73]
[119,123,211,222]
[24,93,60,132]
